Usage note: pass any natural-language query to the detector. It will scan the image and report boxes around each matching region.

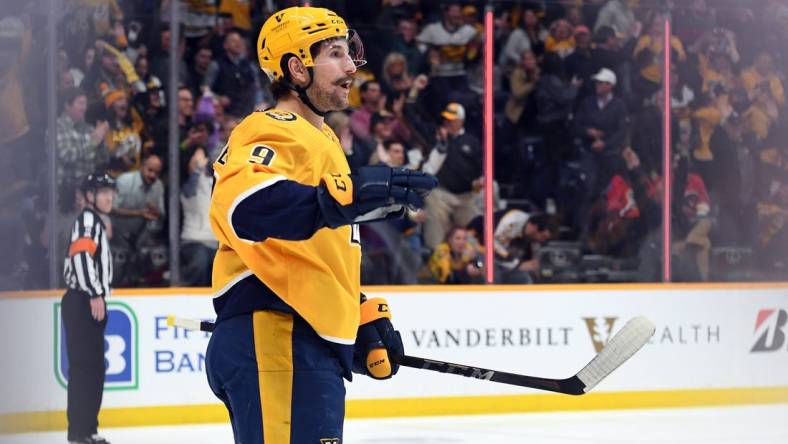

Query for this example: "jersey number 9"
[249,145,276,166]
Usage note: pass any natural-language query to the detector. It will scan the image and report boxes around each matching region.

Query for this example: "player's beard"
[307,80,349,112]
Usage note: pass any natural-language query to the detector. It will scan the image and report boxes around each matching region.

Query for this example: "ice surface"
[3,404,787,444]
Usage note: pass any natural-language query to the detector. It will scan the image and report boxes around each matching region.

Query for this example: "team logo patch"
[319,439,340,444]
[265,110,297,121]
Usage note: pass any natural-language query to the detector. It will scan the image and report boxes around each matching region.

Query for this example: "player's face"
[93,188,115,214]
[309,40,357,112]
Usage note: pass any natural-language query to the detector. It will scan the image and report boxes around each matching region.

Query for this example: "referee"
[62,173,115,444]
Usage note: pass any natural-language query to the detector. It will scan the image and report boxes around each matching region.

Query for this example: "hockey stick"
[166,315,654,395]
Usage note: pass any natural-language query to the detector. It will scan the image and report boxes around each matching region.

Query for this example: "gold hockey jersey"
[210,109,361,345]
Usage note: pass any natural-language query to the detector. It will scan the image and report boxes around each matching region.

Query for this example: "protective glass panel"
[490,1,668,284]
[19,1,785,289]
[671,1,788,282]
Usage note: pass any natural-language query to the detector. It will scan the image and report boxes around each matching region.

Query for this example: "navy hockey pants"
[206,311,346,444]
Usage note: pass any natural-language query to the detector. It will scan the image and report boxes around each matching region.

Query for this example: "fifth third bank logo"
[55,301,139,389]
[583,317,618,353]
[751,309,787,352]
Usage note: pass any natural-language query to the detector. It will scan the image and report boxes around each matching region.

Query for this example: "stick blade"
[576,316,655,393]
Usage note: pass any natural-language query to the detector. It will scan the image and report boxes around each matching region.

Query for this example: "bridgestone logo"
[751,309,788,352]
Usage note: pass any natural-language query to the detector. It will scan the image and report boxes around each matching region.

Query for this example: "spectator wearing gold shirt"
[633,14,686,101]
[544,19,575,59]
[741,52,784,112]
[428,227,483,284]
[102,88,144,176]
[690,91,726,162]
[743,83,780,141]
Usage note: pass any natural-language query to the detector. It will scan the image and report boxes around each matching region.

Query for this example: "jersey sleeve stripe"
[214,270,254,298]
[226,175,287,243]
[317,332,356,346]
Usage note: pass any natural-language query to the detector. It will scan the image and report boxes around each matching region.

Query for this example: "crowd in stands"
[1,0,787,290]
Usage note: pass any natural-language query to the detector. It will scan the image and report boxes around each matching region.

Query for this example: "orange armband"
[69,237,97,257]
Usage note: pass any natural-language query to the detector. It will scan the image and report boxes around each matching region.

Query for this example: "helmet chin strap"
[85,196,109,215]
[286,67,328,117]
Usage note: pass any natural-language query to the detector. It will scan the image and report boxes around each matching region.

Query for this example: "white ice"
[3,404,787,444]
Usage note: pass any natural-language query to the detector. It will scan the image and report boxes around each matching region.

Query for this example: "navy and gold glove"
[317,165,437,228]
[352,295,404,380]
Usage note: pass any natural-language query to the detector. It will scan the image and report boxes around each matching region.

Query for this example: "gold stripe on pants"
[253,311,294,444]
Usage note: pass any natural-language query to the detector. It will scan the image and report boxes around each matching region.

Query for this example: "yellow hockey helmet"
[257,6,365,81]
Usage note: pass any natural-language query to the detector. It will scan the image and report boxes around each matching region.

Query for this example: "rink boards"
[1,283,787,432]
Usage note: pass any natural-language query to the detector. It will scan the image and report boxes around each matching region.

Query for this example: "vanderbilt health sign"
[0,284,786,421]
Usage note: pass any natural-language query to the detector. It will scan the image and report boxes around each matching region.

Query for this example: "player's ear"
[287,56,310,86]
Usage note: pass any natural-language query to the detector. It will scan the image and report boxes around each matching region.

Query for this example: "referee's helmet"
[81,173,117,193]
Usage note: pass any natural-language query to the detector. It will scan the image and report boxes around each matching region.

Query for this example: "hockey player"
[62,173,115,444]
[206,6,437,444]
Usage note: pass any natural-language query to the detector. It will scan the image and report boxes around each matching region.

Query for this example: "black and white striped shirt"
[64,208,113,298]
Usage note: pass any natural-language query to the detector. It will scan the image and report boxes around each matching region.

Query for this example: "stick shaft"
[398,355,585,395]
[166,315,653,396]
[168,316,584,394]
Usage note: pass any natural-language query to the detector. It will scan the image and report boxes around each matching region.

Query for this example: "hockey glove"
[316,165,438,228]
[353,296,404,380]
